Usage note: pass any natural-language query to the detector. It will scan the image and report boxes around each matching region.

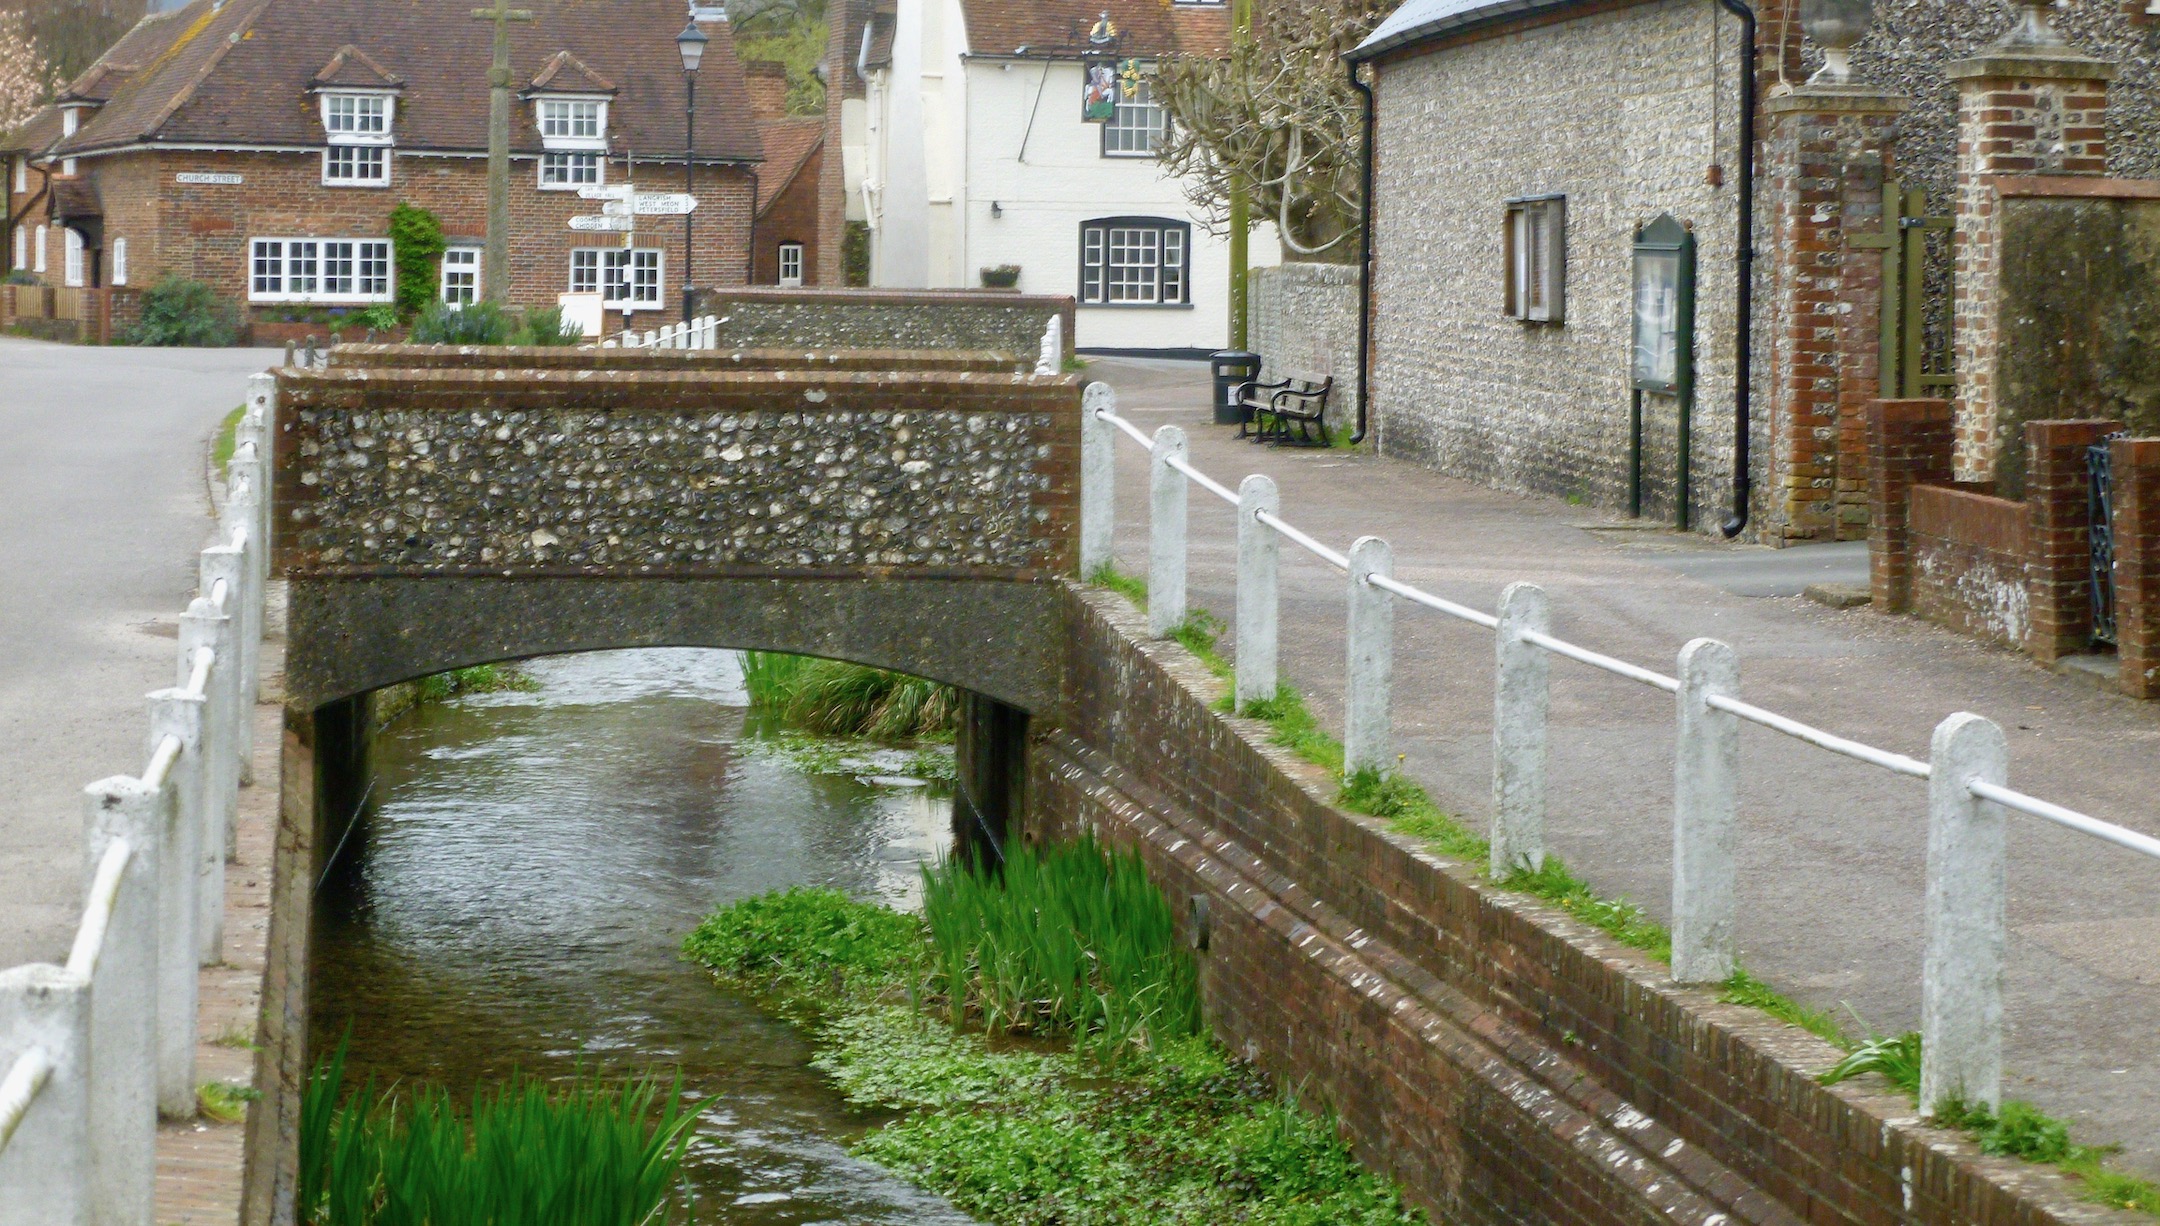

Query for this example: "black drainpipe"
[1347,59,1375,445]
[1716,0,1757,538]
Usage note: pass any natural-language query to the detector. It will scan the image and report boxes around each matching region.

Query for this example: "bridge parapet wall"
[689,287,1076,360]
[272,368,1078,579]
[323,345,1031,375]
[1035,584,2108,1226]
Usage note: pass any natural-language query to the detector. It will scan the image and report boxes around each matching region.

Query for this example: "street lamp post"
[677,20,707,323]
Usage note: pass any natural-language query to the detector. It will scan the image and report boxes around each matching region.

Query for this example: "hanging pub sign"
[1630,213,1696,396]
[1083,59,1140,122]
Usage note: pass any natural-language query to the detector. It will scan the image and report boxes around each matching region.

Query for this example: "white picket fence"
[1082,382,2160,1116]
[0,376,273,1225]
[597,314,723,351]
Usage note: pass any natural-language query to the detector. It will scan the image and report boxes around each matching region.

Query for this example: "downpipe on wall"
[1348,60,1375,446]
[1717,0,1757,538]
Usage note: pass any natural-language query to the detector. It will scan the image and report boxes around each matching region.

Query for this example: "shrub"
[409,298,512,345]
[513,304,583,346]
[122,276,239,347]
[353,303,399,333]
[387,203,446,321]
[4,269,38,286]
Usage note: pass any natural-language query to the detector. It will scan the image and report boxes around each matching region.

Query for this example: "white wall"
[962,57,1276,351]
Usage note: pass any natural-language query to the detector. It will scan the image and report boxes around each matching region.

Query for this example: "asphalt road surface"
[0,338,280,967]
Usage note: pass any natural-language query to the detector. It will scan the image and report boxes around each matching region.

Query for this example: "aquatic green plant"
[297,1037,700,1226]
[683,886,923,997]
[922,839,1203,1065]
[737,650,958,739]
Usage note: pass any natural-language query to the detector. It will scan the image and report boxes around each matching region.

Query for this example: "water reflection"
[310,648,976,1224]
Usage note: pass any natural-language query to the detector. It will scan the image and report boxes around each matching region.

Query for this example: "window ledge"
[1079,302,1195,310]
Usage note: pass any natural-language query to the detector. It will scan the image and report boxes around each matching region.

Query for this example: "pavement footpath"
[1092,356,2160,1176]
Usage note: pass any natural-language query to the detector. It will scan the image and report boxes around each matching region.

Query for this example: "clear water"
[308,648,978,1224]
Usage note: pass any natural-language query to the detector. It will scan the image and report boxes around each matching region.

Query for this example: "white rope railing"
[0,373,274,1218]
[1083,382,2156,1116]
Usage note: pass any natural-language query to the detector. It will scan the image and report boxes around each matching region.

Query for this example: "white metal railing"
[0,375,273,1224]
[1082,382,2158,1117]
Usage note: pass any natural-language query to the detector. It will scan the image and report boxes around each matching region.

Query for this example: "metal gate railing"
[1854,180,1955,400]
[2091,436,2123,646]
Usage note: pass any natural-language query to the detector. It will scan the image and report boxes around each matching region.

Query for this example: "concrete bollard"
[1345,536,1394,778]
[1036,315,1063,377]
[1490,581,1550,877]
[1921,712,2007,1115]
[82,778,160,1226]
[1672,638,1739,984]
[1080,384,1116,579]
[145,690,203,1118]
[1148,425,1189,639]
[0,964,90,1225]
[1235,474,1280,711]
[176,597,233,963]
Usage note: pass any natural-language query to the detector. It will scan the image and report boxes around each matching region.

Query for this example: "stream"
[309,647,979,1224]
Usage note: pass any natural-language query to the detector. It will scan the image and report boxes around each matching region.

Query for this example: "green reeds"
[298,1038,701,1226]
[921,839,1203,1064]
[738,651,958,739]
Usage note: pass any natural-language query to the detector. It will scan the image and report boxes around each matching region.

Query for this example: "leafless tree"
[1153,0,1392,262]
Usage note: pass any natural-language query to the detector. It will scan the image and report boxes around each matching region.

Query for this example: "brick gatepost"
[1866,398,1953,611]
[1947,15,2116,483]
[1762,88,1906,544]
[2112,438,2160,698]
[2024,418,2122,663]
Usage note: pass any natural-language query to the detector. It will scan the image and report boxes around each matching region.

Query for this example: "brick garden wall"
[691,286,1075,359]
[1908,483,2030,647]
[1029,583,2139,1226]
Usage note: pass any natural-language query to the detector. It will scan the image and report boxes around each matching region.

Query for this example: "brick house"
[1347,0,2160,541]
[2,0,765,331]
[741,60,826,287]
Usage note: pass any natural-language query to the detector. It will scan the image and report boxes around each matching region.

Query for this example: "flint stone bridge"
[240,344,2099,1226]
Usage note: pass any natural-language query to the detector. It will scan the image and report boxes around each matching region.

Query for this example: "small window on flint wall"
[1504,195,1565,324]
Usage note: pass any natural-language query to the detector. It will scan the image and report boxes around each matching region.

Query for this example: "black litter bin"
[1211,350,1262,426]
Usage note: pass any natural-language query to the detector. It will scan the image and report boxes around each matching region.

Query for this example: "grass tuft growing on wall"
[738,651,959,740]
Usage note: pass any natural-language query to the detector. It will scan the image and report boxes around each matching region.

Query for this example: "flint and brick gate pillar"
[1947,29,2116,484]
[1761,88,1906,543]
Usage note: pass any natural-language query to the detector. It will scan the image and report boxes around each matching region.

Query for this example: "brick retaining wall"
[1029,582,2138,1226]
[1909,484,2030,647]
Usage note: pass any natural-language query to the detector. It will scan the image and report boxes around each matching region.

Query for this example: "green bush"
[386,203,446,321]
[409,298,513,345]
[353,303,399,333]
[4,270,38,286]
[515,304,584,346]
[122,276,239,347]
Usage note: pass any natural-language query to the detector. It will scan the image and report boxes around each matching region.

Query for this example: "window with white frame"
[62,228,83,286]
[112,237,127,286]
[538,151,602,189]
[34,223,46,272]
[536,98,606,146]
[249,237,393,302]
[320,92,394,187]
[440,246,480,305]
[778,241,804,287]
[1101,77,1168,158]
[1503,195,1565,324]
[569,246,662,309]
[1078,217,1187,306]
[10,225,23,270]
[11,156,23,195]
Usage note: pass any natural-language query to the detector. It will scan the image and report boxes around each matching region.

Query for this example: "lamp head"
[677,20,709,73]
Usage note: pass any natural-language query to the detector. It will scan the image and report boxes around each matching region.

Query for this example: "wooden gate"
[1852,181,1955,399]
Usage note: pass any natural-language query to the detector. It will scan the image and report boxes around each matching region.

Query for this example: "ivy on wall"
[388,203,447,321]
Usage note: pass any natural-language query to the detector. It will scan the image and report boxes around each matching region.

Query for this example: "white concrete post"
[1036,315,1063,377]
[1921,712,2007,1114]
[1148,424,1189,639]
[1490,581,1551,877]
[201,538,249,775]
[83,778,160,1226]
[177,596,233,962]
[0,965,90,1225]
[1235,474,1280,711]
[145,690,202,1118]
[1344,536,1394,778]
[1672,638,1740,984]
[1080,383,1116,579]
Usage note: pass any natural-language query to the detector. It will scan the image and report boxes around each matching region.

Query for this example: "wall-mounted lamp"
[991,201,1003,217]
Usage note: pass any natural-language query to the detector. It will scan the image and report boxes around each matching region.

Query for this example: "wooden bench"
[1235,372,1335,446]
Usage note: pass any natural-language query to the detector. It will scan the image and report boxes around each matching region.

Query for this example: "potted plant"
[980,264,1021,289]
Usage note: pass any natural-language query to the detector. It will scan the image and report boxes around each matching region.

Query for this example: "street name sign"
[567,214,635,233]
[600,193,698,218]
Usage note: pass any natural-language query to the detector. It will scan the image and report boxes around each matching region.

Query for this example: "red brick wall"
[1030,584,2119,1226]
[2024,418,2122,661]
[1909,483,2032,648]
[1866,398,1956,610]
[77,147,754,319]
[753,142,822,286]
[2114,437,2160,697]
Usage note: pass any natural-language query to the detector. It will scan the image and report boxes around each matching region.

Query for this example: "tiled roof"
[755,116,822,214]
[44,0,762,163]
[311,45,404,91]
[957,0,1230,59]
[526,50,616,95]
[0,107,65,158]
[1348,0,1581,62]
[52,178,103,221]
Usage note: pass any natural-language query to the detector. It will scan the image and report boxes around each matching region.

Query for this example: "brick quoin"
[2114,438,2160,697]
[1866,397,1954,611]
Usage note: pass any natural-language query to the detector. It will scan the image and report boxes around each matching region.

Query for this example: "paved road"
[0,338,279,967]
[1093,357,2160,1175]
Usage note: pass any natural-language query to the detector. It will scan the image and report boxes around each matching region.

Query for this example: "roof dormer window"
[320,92,394,187]
[536,98,607,150]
